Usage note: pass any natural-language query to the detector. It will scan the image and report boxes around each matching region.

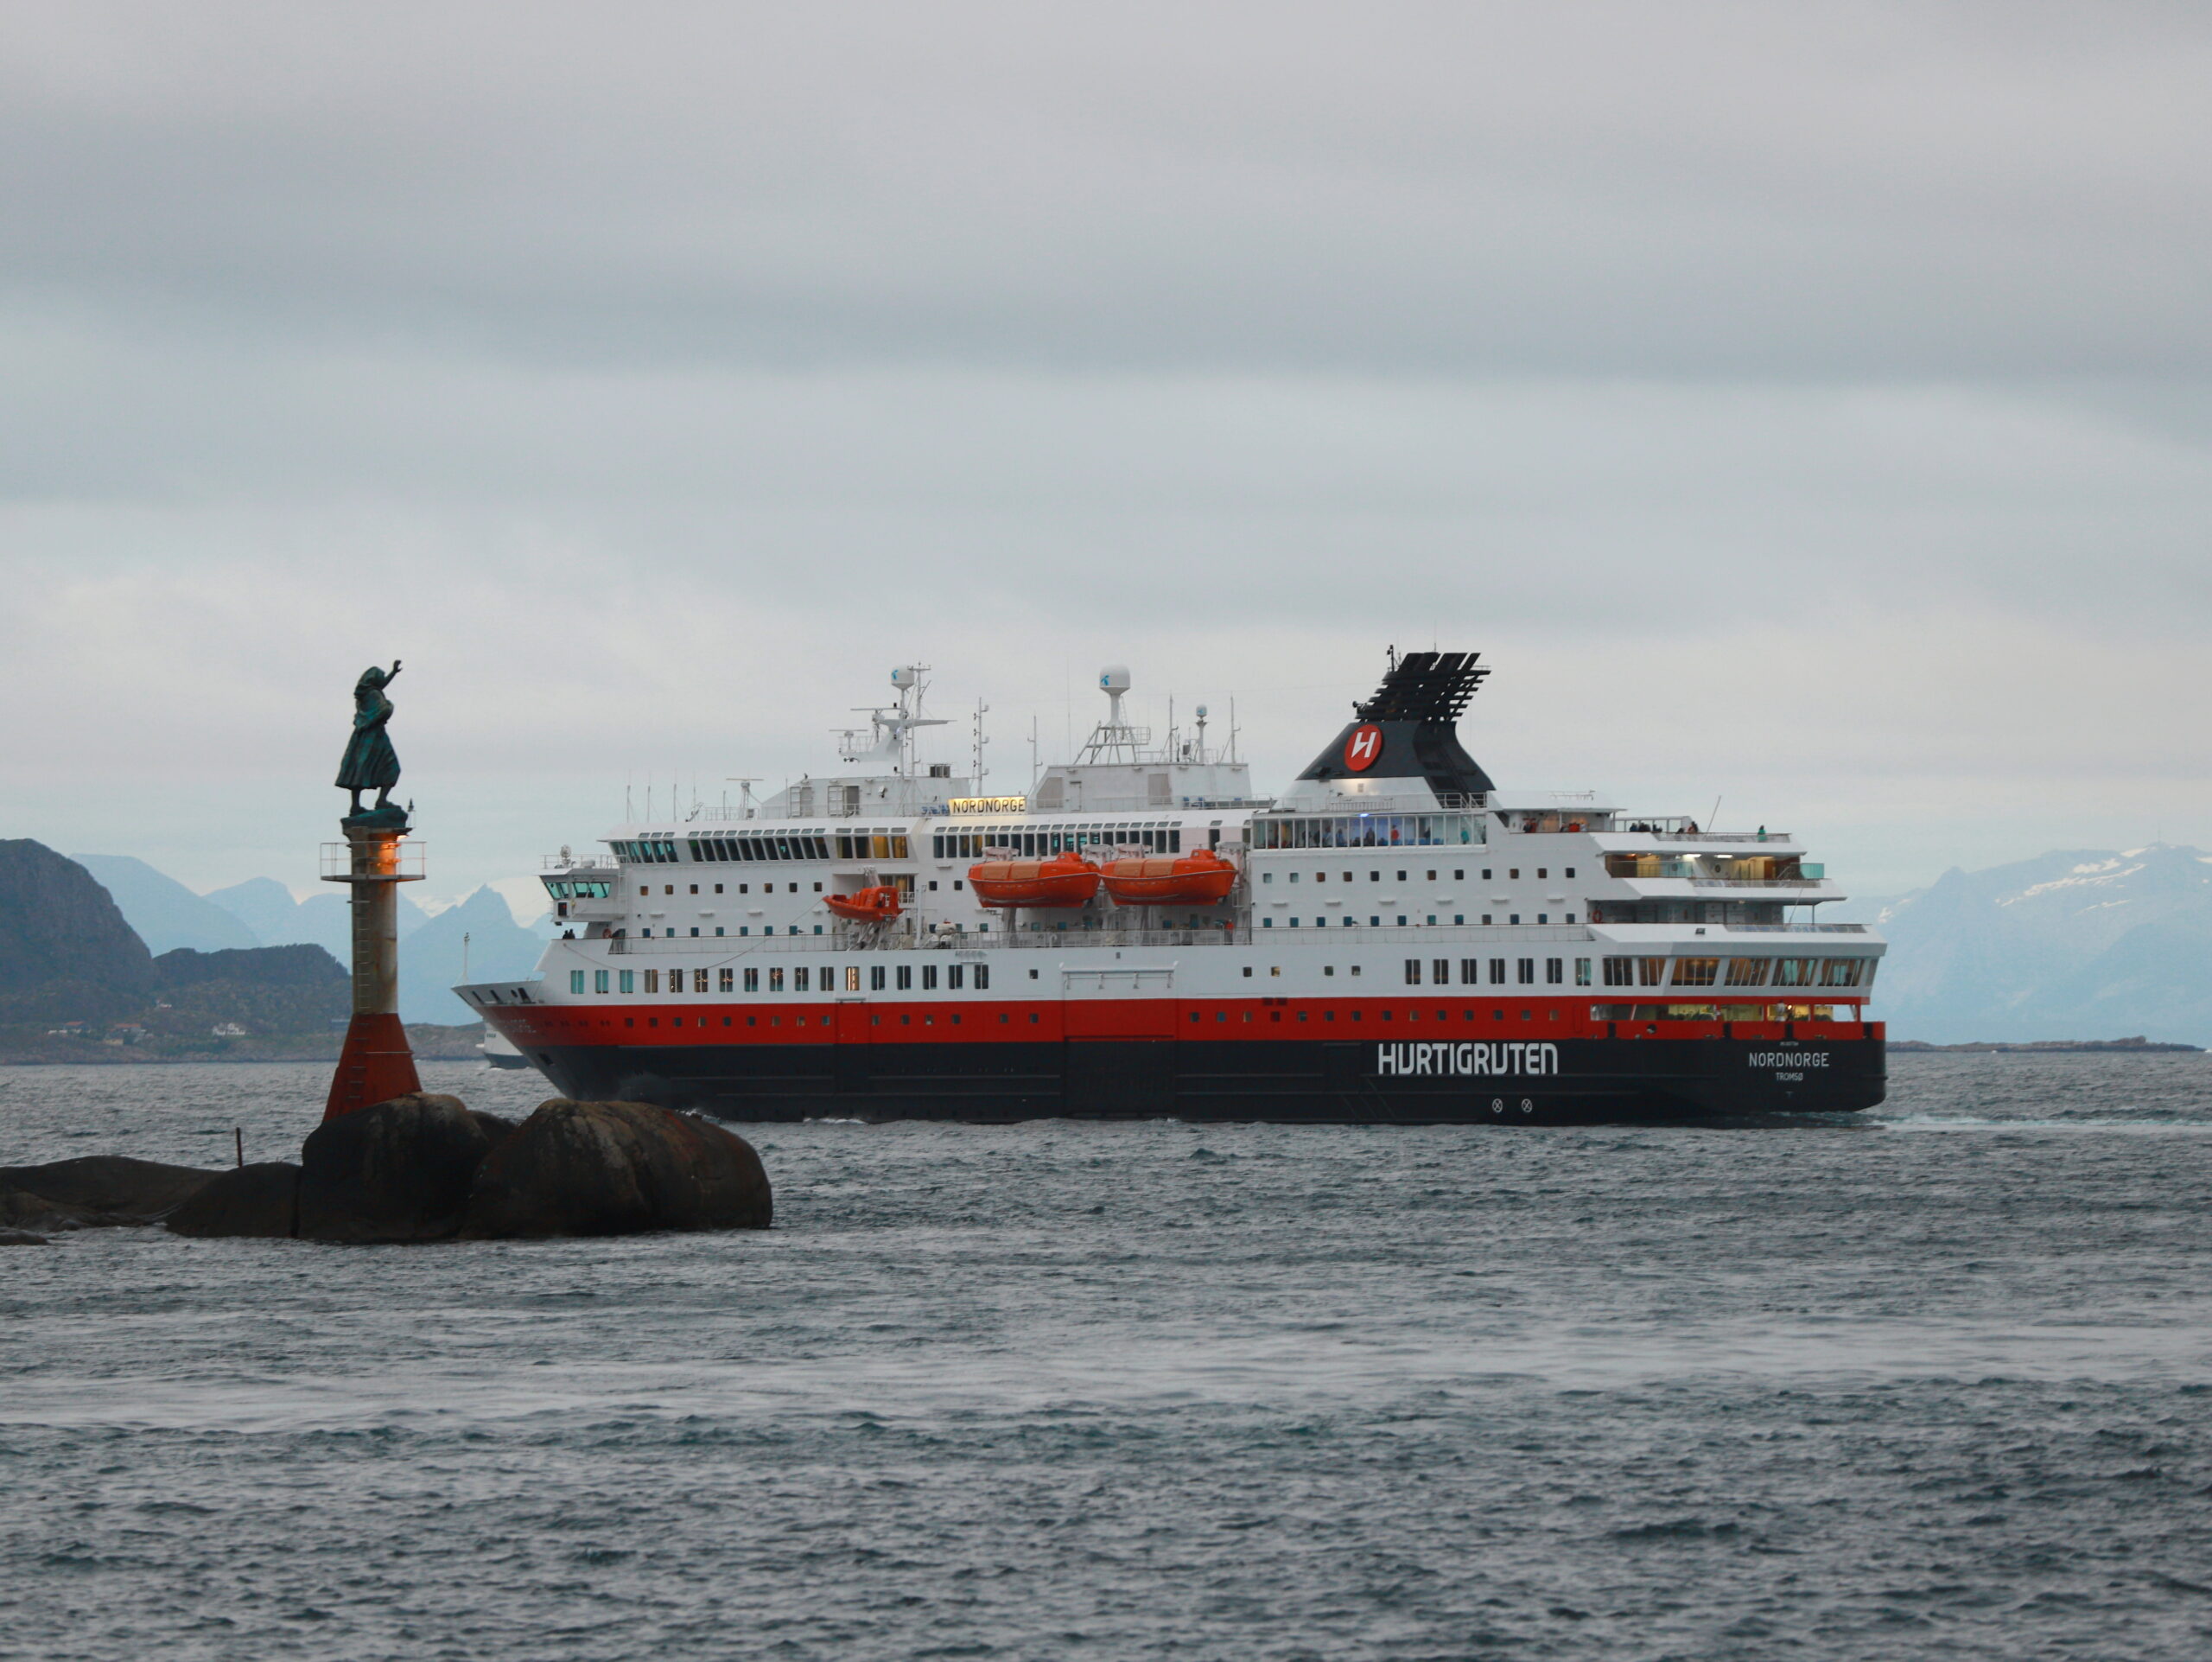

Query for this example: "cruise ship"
[459,652,1885,1122]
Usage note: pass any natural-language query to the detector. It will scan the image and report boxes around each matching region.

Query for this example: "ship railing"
[1608,820,1794,843]
[1722,922,1868,933]
[542,856,620,873]
[1686,878,1830,889]
[589,920,1687,955]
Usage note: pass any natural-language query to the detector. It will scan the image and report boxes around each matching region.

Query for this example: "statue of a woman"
[337,660,404,818]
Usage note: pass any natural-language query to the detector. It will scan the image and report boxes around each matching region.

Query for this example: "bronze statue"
[338,660,404,821]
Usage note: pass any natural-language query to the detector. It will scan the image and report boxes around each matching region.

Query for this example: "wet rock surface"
[297,1092,499,1243]
[0,1154,218,1228]
[0,1226,48,1245]
[463,1099,772,1238]
[167,1162,302,1239]
[8,1094,769,1245]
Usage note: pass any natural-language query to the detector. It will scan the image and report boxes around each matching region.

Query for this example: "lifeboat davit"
[966,852,1100,908]
[825,885,903,922]
[1100,849,1238,907]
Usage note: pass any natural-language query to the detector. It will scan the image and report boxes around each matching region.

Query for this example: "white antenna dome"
[1099,665,1131,694]
[1195,704,1208,720]
[890,665,918,690]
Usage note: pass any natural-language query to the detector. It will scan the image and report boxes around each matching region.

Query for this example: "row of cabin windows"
[569,964,992,995]
[642,882,816,895]
[1249,812,1484,850]
[934,825,1184,860]
[1268,914,1573,927]
[1600,956,1870,989]
[683,832,911,863]
[1407,958,1586,987]
[560,958,1864,1000]
[1262,866,1573,883]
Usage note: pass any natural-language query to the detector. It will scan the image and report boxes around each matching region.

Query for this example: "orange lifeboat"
[825,885,903,923]
[967,851,1100,908]
[1100,849,1238,907]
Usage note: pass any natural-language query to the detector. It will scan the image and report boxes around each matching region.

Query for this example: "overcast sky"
[3,0,2209,908]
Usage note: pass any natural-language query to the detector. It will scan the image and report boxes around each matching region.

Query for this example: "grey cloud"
[4,3,2210,377]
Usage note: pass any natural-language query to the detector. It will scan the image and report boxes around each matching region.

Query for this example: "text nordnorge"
[1376,1041,1560,1078]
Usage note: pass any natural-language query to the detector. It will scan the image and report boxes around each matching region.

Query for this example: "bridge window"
[794,967,810,992]
[595,970,610,994]
[1603,957,1632,987]
[743,968,759,992]
[769,968,785,992]
[975,965,989,990]
[871,965,887,991]
[1516,958,1535,984]
[948,965,965,990]
[644,970,659,993]
[923,965,938,990]
[1403,959,1421,985]
[1545,958,1563,985]
[570,971,585,993]
[1574,958,1592,987]
[1489,958,1506,984]
[719,968,734,992]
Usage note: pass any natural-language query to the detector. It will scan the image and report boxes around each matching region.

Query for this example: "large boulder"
[167,1162,302,1239]
[0,1155,218,1227]
[297,1093,500,1243]
[462,1100,772,1239]
[0,1227,48,1245]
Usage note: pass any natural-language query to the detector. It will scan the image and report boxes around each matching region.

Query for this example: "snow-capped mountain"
[1869,844,2212,1044]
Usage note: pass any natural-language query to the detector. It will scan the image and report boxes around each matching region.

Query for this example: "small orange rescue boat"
[1100,849,1238,907]
[966,851,1100,908]
[825,885,903,922]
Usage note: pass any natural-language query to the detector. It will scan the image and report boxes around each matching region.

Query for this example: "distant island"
[1888,1036,2202,1054]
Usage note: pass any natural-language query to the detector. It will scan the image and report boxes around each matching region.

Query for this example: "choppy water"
[3,1055,2210,1660]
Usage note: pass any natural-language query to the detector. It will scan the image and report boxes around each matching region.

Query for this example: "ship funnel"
[1295,649,1495,799]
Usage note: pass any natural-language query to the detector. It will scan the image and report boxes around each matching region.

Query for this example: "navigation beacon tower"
[324,659,424,1119]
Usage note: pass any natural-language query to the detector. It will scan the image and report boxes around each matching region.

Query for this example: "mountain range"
[1861,844,2212,1045]
[72,853,548,1023]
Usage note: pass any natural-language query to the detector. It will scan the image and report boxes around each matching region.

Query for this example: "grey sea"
[3,1055,2210,1661]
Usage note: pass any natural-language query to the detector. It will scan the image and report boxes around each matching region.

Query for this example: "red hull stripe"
[484,997,1875,1050]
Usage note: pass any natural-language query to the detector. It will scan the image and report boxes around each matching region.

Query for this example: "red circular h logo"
[1344,724,1384,772]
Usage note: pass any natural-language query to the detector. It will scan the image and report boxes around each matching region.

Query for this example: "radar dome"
[1098,665,1131,694]
[890,666,918,690]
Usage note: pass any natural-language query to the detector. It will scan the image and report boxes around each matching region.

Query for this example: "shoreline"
[0,1023,486,1067]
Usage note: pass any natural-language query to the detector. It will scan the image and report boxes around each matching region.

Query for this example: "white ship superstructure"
[463,653,1885,1122]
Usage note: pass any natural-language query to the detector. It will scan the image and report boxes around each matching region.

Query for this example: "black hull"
[517,1035,1886,1125]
